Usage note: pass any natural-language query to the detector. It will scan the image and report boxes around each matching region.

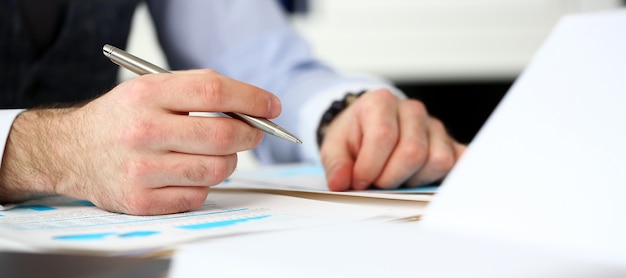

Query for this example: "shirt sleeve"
[0,109,23,209]
[146,0,404,164]
[0,109,24,167]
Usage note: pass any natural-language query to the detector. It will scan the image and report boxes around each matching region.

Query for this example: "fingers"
[403,118,458,187]
[320,115,355,191]
[324,159,355,192]
[349,91,400,190]
[88,150,237,215]
[119,186,211,216]
[125,153,237,188]
[370,99,430,189]
[123,113,264,155]
[321,89,464,191]
[372,102,459,188]
[119,69,282,118]
[64,69,278,215]
[321,89,400,191]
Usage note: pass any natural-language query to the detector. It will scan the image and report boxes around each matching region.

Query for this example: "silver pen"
[102,44,302,144]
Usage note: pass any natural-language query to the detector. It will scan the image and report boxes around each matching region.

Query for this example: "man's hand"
[320,89,465,191]
[0,69,281,215]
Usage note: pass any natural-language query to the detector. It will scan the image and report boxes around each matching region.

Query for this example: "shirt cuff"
[0,109,25,167]
[0,204,16,210]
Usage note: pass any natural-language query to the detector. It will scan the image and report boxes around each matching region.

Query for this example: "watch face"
[0,251,170,278]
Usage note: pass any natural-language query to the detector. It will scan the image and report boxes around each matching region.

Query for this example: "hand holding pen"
[89,46,300,215]
[0,45,290,216]
[102,44,301,144]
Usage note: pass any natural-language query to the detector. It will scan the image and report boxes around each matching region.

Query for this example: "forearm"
[0,108,75,203]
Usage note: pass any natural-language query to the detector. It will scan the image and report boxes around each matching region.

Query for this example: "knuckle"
[370,125,398,146]
[120,119,158,148]
[207,121,237,151]
[185,157,234,185]
[202,74,225,107]
[428,150,456,174]
[400,141,429,166]
[369,88,395,100]
[124,77,159,103]
[182,161,212,184]
[122,157,154,181]
[429,117,446,132]
[405,99,428,115]
[360,90,395,110]
[204,120,263,152]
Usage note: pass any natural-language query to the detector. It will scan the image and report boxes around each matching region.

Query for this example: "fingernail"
[269,95,282,117]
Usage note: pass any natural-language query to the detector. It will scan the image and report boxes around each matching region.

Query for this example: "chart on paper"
[0,190,385,253]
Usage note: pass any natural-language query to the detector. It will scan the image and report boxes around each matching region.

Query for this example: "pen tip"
[102,44,114,58]
[280,132,302,144]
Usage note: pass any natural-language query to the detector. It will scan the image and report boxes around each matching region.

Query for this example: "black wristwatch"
[316,90,366,148]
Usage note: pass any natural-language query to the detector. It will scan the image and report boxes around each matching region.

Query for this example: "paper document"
[223,164,436,201]
[422,9,626,262]
[0,189,387,253]
[170,222,626,278]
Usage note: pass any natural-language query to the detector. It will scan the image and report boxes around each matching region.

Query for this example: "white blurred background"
[290,0,622,82]
[123,0,623,81]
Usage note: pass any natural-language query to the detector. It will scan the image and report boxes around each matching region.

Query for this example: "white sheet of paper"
[422,9,626,263]
[0,189,387,253]
[219,188,428,220]
[171,222,626,278]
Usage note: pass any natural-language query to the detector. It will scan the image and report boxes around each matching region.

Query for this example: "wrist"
[0,109,75,202]
[316,90,365,147]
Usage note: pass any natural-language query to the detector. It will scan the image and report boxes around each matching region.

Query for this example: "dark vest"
[0,0,141,108]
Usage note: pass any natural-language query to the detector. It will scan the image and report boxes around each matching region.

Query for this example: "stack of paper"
[0,190,391,254]
[0,164,430,254]
[220,163,435,219]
